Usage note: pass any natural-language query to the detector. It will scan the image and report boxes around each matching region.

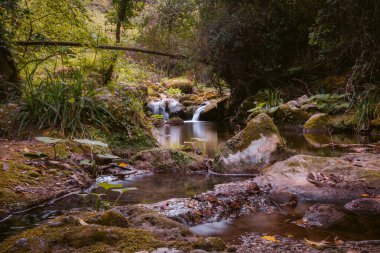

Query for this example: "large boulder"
[269,104,310,125]
[254,153,380,202]
[212,113,291,174]
[162,78,194,94]
[303,113,331,133]
[131,148,208,173]
[199,97,229,121]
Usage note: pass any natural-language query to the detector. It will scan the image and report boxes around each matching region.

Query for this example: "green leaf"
[73,139,108,147]
[98,182,123,190]
[35,137,63,144]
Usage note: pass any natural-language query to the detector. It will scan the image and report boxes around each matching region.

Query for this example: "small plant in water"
[81,182,137,211]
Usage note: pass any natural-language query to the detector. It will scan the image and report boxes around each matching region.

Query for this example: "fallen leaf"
[361,194,370,198]
[261,235,278,243]
[304,238,330,248]
[119,163,128,168]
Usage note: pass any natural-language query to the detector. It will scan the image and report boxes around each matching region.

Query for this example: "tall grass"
[355,89,379,132]
[18,69,116,136]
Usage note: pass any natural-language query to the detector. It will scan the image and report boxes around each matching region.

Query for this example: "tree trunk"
[0,37,20,100]
[103,0,128,85]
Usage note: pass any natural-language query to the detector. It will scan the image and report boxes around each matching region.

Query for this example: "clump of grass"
[18,69,116,136]
[355,89,380,132]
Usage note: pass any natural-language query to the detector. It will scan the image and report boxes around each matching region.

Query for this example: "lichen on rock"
[303,113,331,133]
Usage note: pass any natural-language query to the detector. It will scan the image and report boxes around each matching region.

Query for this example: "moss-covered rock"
[269,104,310,125]
[303,113,331,133]
[162,78,194,94]
[0,214,163,253]
[194,237,226,252]
[329,111,356,132]
[131,148,208,173]
[213,113,291,174]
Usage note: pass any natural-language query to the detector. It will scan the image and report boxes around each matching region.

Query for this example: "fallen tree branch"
[13,41,187,59]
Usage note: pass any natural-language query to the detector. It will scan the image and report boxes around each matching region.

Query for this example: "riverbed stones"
[213,113,291,174]
[131,148,208,173]
[344,198,380,215]
[254,153,380,202]
[145,179,267,226]
[301,204,346,228]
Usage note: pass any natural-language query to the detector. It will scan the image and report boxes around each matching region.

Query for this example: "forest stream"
[1,123,379,245]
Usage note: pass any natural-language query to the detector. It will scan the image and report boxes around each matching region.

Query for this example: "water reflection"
[155,122,234,157]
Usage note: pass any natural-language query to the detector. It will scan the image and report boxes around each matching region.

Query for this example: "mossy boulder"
[269,104,310,125]
[199,97,229,121]
[213,113,291,174]
[254,153,380,201]
[329,111,356,132]
[303,113,331,133]
[194,237,226,252]
[131,148,208,173]
[162,78,194,94]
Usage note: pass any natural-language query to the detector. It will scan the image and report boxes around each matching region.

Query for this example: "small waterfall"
[148,98,182,121]
[192,102,210,122]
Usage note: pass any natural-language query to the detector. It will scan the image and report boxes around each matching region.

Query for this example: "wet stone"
[301,204,346,228]
[344,198,380,216]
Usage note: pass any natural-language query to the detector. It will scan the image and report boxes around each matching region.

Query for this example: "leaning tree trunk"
[0,36,20,100]
[103,0,128,85]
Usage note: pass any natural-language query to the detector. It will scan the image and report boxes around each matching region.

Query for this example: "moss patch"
[0,215,163,253]
[303,113,330,133]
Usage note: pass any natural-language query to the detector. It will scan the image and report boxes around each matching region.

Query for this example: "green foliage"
[168,87,182,95]
[18,70,116,136]
[248,89,283,113]
[151,114,164,119]
[301,93,350,114]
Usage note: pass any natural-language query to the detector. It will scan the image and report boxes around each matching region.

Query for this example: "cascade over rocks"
[212,113,292,174]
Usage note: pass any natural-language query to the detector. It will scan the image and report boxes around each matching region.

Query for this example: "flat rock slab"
[254,153,380,202]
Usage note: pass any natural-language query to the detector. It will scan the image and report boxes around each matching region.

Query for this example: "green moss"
[269,104,310,125]
[87,210,130,228]
[55,143,70,159]
[194,237,226,252]
[0,216,163,253]
[303,113,330,133]
[239,113,280,150]
[330,111,356,132]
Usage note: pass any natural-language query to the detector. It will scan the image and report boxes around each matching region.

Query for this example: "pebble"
[190,250,209,253]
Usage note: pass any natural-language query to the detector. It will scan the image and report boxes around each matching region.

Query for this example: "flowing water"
[1,121,380,243]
